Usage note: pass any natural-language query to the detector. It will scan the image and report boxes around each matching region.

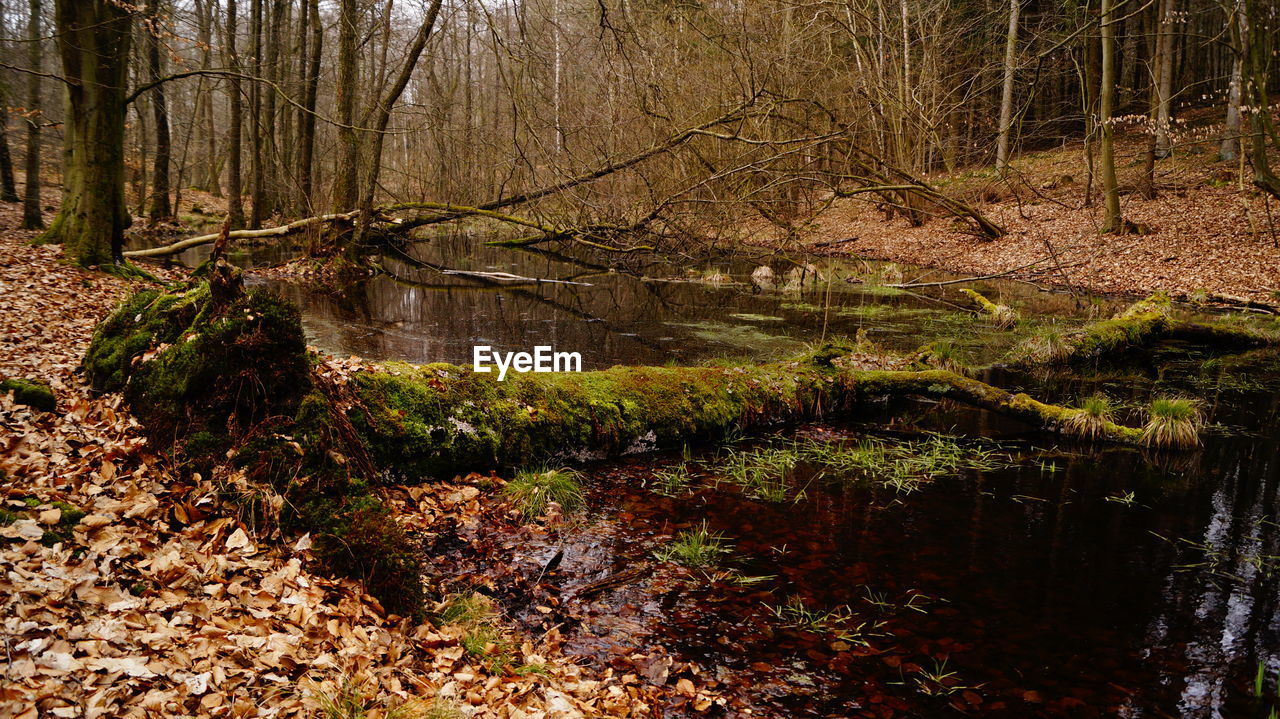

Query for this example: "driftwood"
[571,565,655,599]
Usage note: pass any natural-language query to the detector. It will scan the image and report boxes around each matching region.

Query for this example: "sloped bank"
[85,279,1261,611]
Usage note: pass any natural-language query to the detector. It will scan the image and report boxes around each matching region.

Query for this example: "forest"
[2,0,1280,717]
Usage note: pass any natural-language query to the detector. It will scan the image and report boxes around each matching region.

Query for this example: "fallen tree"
[349,359,1149,481]
[86,282,1176,485]
[1007,293,1280,365]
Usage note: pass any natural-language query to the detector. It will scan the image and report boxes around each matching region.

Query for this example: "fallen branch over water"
[122,211,360,258]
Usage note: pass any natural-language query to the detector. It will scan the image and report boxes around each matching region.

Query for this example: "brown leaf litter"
[0,218,663,718]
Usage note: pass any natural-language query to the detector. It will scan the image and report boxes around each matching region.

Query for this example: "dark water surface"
[228,233,1127,368]
[150,233,1280,717]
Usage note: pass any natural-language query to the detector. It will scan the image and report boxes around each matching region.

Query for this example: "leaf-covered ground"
[746,123,1280,306]
[0,213,661,718]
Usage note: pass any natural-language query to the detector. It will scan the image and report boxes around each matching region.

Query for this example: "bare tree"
[995,0,1020,170]
[20,0,43,229]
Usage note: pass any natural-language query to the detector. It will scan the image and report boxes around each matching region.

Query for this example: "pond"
[153,232,1280,717]
[193,232,1125,368]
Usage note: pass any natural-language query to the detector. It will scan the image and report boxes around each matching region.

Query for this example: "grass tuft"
[1019,325,1073,363]
[920,340,967,374]
[1142,397,1204,449]
[435,592,495,628]
[648,463,694,497]
[1063,394,1115,440]
[654,522,731,568]
[503,467,584,519]
[310,674,461,719]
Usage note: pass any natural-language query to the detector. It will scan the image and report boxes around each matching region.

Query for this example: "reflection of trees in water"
[1140,437,1280,719]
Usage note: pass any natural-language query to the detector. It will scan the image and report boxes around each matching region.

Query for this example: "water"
[222,232,1124,368]
[145,232,1280,717]
[430,350,1280,717]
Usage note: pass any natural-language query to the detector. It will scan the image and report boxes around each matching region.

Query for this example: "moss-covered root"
[352,360,1152,482]
[0,377,56,412]
[959,288,1019,329]
[1009,293,1279,365]
[854,370,1145,444]
[84,280,312,443]
[84,279,423,617]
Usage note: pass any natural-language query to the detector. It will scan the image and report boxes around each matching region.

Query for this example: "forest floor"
[0,209,663,718]
[749,125,1280,306]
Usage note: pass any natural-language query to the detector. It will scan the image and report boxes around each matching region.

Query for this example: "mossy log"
[352,358,1146,481]
[1008,294,1280,365]
[959,288,1019,329]
[87,282,1228,611]
[0,377,56,412]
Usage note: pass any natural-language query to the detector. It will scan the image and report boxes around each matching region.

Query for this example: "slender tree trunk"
[1100,0,1123,232]
[1153,0,1176,158]
[41,0,133,269]
[260,0,284,218]
[195,0,221,196]
[145,0,173,221]
[333,0,359,212]
[352,0,445,251]
[225,0,245,228]
[248,0,265,228]
[1244,0,1280,198]
[0,108,19,203]
[20,0,43,229]
[297,0,321,211]
[1220,0,1245,163]
[995,0,1020,170]
[1119,10,1139,108]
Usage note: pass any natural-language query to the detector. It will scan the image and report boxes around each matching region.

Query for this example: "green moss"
[352,359,848,481]
[86,281,312,445]
[84,285,207,393]
[86,280,421,617]
[0,377,56,412]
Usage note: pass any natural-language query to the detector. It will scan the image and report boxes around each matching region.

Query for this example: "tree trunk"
[1220,0,1245,163]
[225,0,245,228]
[248,0,265,228]
[0,109,19,203]
[1153,0,1176,158]
[352,0,445,250]
[333,0,359,213]
[297,0,321,211]
[20,0,43,229]
[145,0,172,221]
[40,0,133,269]
[194,0,221,196]
[1100,0,1123,232]
[1244,0,1280,198]
[995,0,1020,170]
